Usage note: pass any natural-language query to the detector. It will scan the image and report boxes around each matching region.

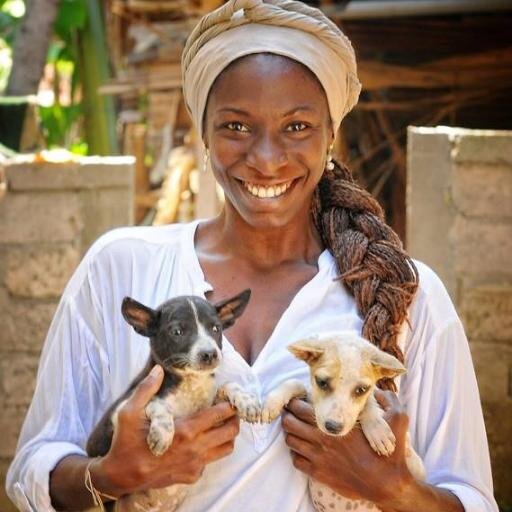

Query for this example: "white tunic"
[5,220,498,512]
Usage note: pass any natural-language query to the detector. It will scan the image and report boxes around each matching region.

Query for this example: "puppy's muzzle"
[324,420,343,435]
[198,349,219,368]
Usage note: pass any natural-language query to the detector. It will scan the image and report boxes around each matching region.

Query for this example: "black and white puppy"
[86,289,259,511]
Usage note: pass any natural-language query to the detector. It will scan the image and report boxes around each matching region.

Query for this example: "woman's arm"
[282,396,463,512]
[381,480,463,512]
[49,366,239,510]
[6,247,238,511]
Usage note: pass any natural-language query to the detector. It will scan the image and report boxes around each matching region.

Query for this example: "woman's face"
[204,53,333,229]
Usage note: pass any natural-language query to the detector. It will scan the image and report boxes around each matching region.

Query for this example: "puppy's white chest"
[115,484,188,512]
[167,373,217,417]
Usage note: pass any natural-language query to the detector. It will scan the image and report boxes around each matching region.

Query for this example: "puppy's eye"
[211,324,220,333]
[315,376,330,391]
[172,328,183,336]
[354,385,369,397]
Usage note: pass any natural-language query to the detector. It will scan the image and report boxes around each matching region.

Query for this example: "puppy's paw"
[234,391,261,423]
[361,417,396,456]
[147,421,175,456]
[219,383,261,423]
[145,399,175,456]
[261,379,308,423]
[261,392,286,423]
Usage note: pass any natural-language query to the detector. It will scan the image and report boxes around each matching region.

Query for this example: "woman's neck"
[196,208,324,271]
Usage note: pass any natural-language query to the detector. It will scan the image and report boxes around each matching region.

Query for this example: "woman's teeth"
[243,181,293,198]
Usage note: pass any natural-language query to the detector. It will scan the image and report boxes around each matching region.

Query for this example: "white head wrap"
[182,0,361,139]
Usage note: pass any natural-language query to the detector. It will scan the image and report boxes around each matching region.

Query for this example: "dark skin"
[197,54,332,363]
[49,54,463,510]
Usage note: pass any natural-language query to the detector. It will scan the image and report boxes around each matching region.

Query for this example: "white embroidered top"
[6,221,498,512]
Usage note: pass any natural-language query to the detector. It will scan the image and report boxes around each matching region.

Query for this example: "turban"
[182,0,361,139]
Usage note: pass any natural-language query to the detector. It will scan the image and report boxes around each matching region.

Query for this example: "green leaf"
[0,10,19,44]
[38,103,83,147]
[0,11,15,31]
[69,140,88,155]
[46,39,65,63]
[55,0,87,40]
[1,0,25,18]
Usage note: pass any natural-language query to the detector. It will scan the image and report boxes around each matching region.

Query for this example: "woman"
[6,0,497,511]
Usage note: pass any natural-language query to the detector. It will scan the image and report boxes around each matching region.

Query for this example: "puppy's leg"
[261,379,308,423]
[405,432,426,480]
[145,397,175,456]
[216,383,261,423]
[359,392,396,456]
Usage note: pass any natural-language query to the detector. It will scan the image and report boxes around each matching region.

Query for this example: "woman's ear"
[121,297,160,337]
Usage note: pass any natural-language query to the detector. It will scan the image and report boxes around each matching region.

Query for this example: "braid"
[312,161,418,391]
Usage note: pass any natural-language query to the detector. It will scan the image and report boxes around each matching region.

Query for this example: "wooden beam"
[342,16,512,56]
[359,58,512,90]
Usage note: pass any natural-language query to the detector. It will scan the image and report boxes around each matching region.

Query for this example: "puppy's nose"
[324,420,343,434]
[199,350,218,365]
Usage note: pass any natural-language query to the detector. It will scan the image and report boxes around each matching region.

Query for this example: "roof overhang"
[322,0,512,19]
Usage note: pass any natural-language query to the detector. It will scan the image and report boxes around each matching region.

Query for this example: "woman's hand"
[281,390,413,505]
[93,365,240,497]
[50,366,239,510]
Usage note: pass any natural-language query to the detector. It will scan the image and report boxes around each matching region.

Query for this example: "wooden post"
[124,123,149,223]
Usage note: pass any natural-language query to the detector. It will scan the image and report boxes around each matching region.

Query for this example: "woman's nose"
[246,132,288,176]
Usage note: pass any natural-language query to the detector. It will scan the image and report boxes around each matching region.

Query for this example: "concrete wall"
[0,157,134,512]
[407,126,512,508]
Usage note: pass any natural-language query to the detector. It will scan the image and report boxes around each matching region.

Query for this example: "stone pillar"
[407,126,512,507]
[0,156,134,511]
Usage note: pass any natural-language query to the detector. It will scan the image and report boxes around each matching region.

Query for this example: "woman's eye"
[225,121,249,132]
[354,385,369,397]
[315,376,330,391]
[172,328,183,336]
[286,122,307,132]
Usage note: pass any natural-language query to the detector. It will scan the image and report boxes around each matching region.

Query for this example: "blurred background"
[0,0,511,510]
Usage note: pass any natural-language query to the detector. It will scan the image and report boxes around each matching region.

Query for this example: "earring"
[202,148,210,173]
[326,144,335,171]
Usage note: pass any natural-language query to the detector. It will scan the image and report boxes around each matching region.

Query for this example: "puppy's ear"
[121,297,160,337]
[214,289,251,329]
[288,339,325,365]
[369,347,406,379]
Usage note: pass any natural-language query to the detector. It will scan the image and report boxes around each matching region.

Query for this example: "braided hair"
[312,160,419,391]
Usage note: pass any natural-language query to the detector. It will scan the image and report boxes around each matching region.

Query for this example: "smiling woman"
[203,54,332,229]
[5,0,498,511]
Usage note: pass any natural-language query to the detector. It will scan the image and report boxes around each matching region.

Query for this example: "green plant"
[0,0,24,91]
[0,0,118,155]
[39,0,88,152]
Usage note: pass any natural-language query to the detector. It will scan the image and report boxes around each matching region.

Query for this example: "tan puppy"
[262,332,425,511]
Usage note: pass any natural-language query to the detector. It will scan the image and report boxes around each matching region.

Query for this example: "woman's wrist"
[89,456,127,500]
[373,471,418,512]
[374,475,464,512]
